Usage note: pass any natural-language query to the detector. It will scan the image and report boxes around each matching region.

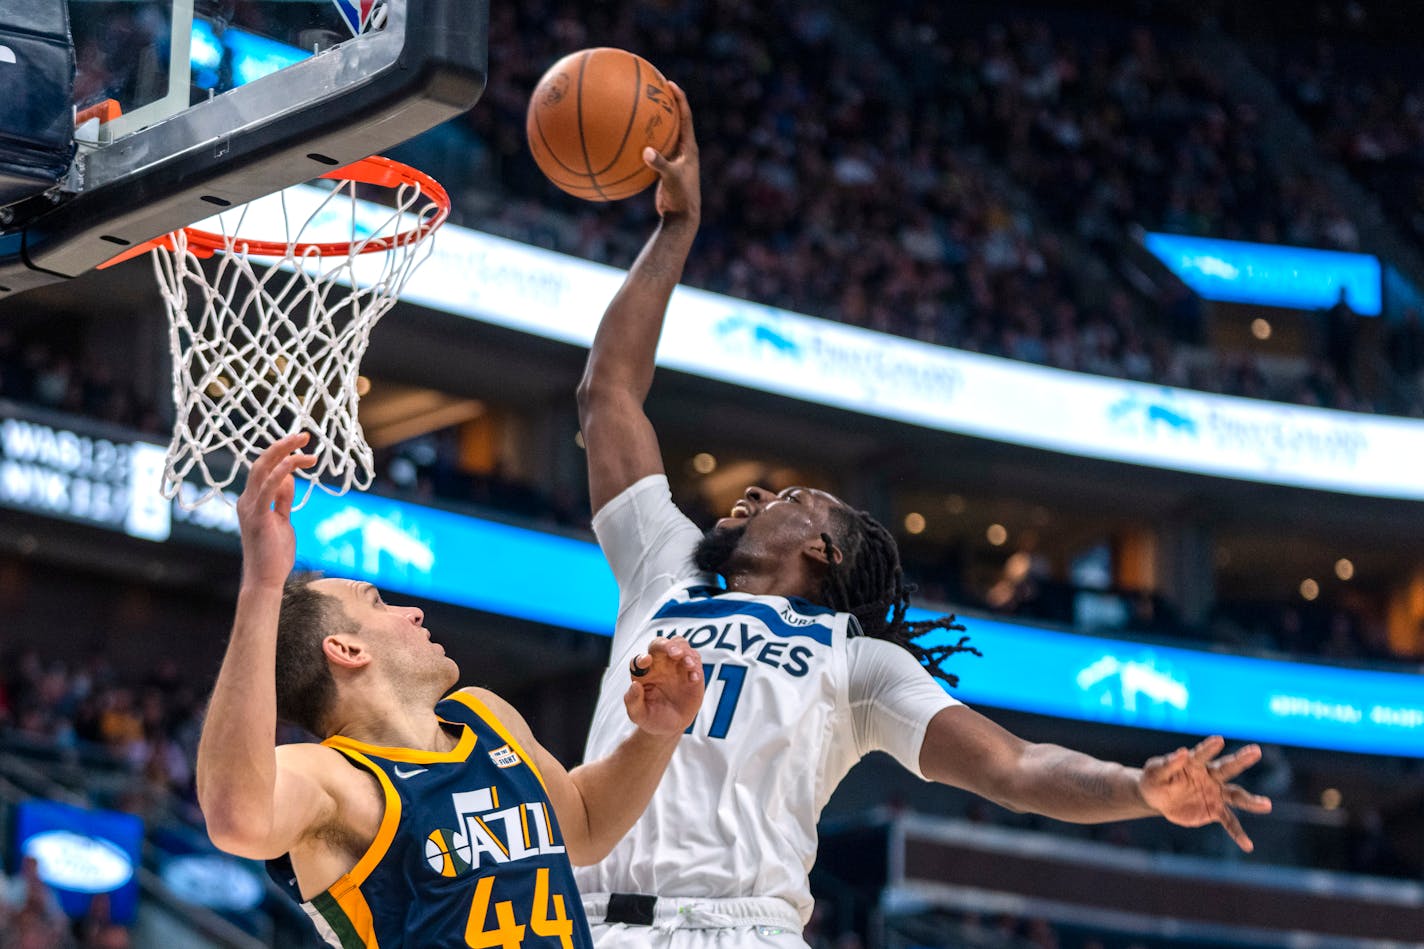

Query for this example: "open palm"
[1139,735,1273,851]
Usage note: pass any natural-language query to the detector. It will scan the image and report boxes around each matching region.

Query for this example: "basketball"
[526,48,682,202]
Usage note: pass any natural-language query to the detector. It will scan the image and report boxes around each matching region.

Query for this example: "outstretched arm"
[463,635,704,865]
[197,434,331,859]
[576,83,701,515]
[920,706,1272,851]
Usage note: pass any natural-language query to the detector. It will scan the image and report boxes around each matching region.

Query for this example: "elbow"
[575,381,639,432]
[199,789,275,859]
[575,376,597,411]
[575,376,616,417]
[564,836,614,868]
[204,815,274,860]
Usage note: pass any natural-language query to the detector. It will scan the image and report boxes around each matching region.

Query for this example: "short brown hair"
[274,574,350,736]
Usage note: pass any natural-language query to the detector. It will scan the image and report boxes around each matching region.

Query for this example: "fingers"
[1142,746,1190,782]
[1190,735,1227,765]
[667,81,697,155]
[1210,743,1262,782]
[643,146,670,174]
[274,462,297,518]
[245,432,310,495]
[643,82,697,171]
[1223,784,1273,814]
[259,451,317,514]
[641,636,702,682]
[1217,802,1254,853]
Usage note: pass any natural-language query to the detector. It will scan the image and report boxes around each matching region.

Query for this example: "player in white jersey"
[573,85,1273,949]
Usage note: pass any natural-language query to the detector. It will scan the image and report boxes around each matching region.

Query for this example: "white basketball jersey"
[576,582,863,924]
[576,475,958,926]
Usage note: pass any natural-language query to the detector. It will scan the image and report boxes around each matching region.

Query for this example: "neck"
[327,691,453,752]
[723,556,818,601]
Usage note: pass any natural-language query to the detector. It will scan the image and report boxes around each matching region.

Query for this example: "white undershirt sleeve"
[591,474,712,653]
[846,636,963,780]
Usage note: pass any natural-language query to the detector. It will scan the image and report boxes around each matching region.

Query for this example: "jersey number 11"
[685,663,746,740]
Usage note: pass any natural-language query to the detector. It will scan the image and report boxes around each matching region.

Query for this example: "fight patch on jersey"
[488,744,521,768]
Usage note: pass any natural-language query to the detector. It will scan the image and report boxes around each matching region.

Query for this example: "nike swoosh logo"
[393,766,429,779]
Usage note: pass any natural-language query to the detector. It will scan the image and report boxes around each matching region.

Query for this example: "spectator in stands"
[0,856,69,949]
[76,894,128,949]
[452,0,1417,416]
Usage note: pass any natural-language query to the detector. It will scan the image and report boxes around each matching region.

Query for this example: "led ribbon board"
[2,405,1417,758]
[233,192,1424,500]
[287,490,1424,758]
[290,489,620,634]
[1143,232,1383,315]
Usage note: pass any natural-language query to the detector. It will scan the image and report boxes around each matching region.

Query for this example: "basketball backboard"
[0,0,486,296]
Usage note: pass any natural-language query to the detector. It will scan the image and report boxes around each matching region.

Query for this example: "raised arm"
[463,635,703,865]
[196,434,333,859]
[920,706,1272,851]
[576,83,701,514]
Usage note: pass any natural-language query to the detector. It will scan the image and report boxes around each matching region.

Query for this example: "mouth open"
[715,500,754,530]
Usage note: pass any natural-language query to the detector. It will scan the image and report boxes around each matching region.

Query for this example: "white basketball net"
[151,169,443,509]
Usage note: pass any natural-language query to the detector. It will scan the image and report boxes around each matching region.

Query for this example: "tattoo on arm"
[1061,759,1114,799]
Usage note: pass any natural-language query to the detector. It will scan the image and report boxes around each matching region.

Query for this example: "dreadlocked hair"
[819,507,979,687]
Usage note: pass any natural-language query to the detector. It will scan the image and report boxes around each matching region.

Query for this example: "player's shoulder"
[449,687,536,742]
[845,634,933,677]
[276,740,347,771]
[275,741,368,797]
[592,472,676,527]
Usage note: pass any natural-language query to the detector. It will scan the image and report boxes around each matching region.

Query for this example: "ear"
[323,633,372,671]
[803,536,843,567]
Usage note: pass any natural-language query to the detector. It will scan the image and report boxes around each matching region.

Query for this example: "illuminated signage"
[291,491,619,634]
[161,854,265,912]
[189,21,309,90]
[3,404,1417,758]
[284,488,1424,758]
[223,190,1424,500]
[0,407,172,540]
[0,404,243,542]
[913,617,1424,758]
[1143,232,1382,315]
[15,800,144,923]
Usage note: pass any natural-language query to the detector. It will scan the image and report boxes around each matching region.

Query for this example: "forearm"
[578,216,698,407]
[196,582,283,841]
[1001,743,1157,823]
[562,728,681,864]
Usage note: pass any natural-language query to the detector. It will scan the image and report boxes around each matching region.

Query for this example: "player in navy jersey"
[572,85,1273,949]
[197,434,706,949]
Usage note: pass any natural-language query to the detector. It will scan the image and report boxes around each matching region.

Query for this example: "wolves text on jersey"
[650,622,816,677]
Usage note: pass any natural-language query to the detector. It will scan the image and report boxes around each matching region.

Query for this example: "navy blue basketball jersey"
[271,691,594,949]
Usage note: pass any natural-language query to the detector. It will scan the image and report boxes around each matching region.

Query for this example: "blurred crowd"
[1276,39,1424,259]
[1,859,132,949]
[0,649,203,812]
[0,330,162,435]
[444,0,1424,416]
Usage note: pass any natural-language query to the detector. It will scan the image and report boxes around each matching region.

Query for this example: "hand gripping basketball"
[641,82,700,224]
[527,48,682,202]
[625,636,704,737]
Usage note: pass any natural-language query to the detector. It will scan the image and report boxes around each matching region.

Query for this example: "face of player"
[697,486,849,576]
[312,578,459,694]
